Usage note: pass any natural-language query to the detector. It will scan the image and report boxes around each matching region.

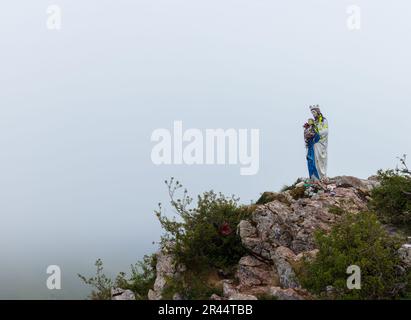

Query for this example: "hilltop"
[80,172,411,300]
[142,175,410,300]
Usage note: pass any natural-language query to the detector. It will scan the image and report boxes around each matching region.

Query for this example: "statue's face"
[311,109,318,118]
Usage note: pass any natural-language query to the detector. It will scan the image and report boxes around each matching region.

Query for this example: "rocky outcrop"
[331,175,379,191]
[269,287,306,300]
[240,179,371,253]
[228,293,258,300]
[148,176,397,300]
[399,243,411,268]
[148,245,185,300]
[236,255,279,288]
[230,176,379,299]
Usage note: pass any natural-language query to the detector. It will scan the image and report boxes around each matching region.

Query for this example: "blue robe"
[307,133,320,180]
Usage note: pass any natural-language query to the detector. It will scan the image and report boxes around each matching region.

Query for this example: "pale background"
[0,0,410,299]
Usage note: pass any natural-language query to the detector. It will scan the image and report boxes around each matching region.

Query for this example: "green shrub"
[370,169,411,230]
[156,178,251,273]
[115,254,157,299]
[300,212,409,300]
[78,255,156,300]
[78,259,113,300]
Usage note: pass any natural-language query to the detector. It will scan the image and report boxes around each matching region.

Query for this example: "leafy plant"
[78,259,113,300]
[299,212,409,300]
[156,177,251,273]
[78,255,156,300]
[370,155,411,230]
[114,254,157,299]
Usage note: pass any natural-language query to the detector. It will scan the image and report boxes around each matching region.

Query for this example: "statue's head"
[309,105,321,119]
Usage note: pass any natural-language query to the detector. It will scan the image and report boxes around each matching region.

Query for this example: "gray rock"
[330,175,380,192]
[236,255,279,288]
[332,176,365,189]
[148,245,185,300]
[173,293,184,300]
[269,287,305,300]
[238,220,257,239]
[222,280,238,298]
[147,289,157,301]
[228,293,258,300]
[111,288,136,300]
[399,244,411,268]
[326,285,335,293]
[271,246,299,289]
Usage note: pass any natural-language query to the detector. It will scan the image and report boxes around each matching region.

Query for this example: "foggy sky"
[0,0,410,298]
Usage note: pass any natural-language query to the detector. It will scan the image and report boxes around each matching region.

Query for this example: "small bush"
[78,259,113,300]
[78,255,156,300]
[115,254,157,299]
[300,212,410,300]
[370,168,411,230]
[156,178,251,273]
